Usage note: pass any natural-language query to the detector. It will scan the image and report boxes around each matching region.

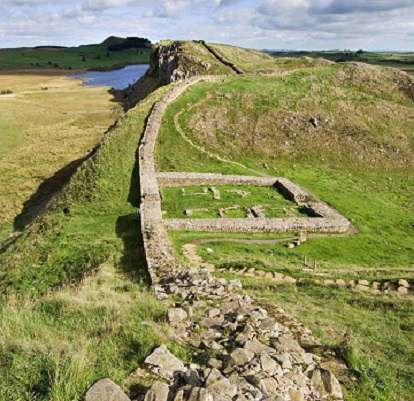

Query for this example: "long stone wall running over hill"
[139,76,219,282]
[199,40,245,74]
[131,74,347,400]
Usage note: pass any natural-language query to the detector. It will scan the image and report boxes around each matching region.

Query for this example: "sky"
[1,0,414,51]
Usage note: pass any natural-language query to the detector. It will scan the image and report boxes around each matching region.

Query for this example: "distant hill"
[0,36,152,71]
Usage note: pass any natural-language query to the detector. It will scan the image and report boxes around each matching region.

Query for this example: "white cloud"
[1,0,414,50]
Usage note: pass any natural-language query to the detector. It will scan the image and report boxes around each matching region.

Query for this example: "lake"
[71,64,149,90]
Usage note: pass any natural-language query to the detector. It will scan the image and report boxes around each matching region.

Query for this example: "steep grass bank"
[0,85,169,293]
[0,72,117,244]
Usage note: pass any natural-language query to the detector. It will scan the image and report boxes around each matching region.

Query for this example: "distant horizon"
[2,1,414,51]
[1,36,413,55]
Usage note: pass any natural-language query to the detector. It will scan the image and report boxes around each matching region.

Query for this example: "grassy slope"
[0,73,116,244]
[209,43,333,73]
[156,65,414,273]
[155,60,414,400]
[0,86,172,400]
[272,51,414,75]
[0,43,150,71]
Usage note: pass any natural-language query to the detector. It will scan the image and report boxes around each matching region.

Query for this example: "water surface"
[71,64,149,90]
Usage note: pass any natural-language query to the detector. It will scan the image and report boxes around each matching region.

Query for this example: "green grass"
[219,274,414,401]
[0,84,172,400]
[271,50,414,75]
[155,62,414,401]
[0,264,166,401]
[157,67,414,274]
[208,43,333,73]
[161,185,306,219]
[0,124,24,157]
[0,43,150,71]
[0,84,169,293]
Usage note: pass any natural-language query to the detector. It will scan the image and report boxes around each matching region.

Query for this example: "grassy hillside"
[0,83,172,399]
[271,50,414,75]
[208,43,333,73]
[0,72,116,244]
[1,40,413,400]
[0,38,150,71]
[156,64,414,272]
[154,61,414,400]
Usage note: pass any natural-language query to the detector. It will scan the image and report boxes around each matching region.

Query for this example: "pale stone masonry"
[139,76,350,281]
[157,172,350,234]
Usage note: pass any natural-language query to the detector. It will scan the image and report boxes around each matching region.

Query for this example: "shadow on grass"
[115,215,150,285]
[13,156,89,232]
[127,158,141,208]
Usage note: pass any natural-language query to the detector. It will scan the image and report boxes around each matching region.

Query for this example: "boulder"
[187,387,214,401]
[231,348,255,366]
[168,308,188,324]
[398,279,410,288]
[85,379,130,401]
[205,368,237,398]
[308,368,343,399]
[144,382,170,401]
[144,345,186,379]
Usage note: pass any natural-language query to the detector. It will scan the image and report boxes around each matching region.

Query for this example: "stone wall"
[157,172,278,187]
[199,40,244,75]
[138,76,220,281]
[158,172,350,234]
[129,65,347,401]
[164,216,349,233]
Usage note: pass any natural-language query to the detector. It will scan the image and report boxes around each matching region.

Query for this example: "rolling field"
[271,50,414,75]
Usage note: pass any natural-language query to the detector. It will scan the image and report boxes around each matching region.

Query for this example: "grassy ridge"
[0,85,169,293]
[0,73,116,244]
[271,50,414,75]
[208,43,333,73]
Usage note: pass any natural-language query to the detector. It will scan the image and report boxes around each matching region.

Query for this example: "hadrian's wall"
[138,76,219,280]
[131,68,346,401]
[199,40,245,75]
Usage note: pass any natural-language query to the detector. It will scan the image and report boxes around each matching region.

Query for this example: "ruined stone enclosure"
[138,76,350,282]
[158,172,350,234]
